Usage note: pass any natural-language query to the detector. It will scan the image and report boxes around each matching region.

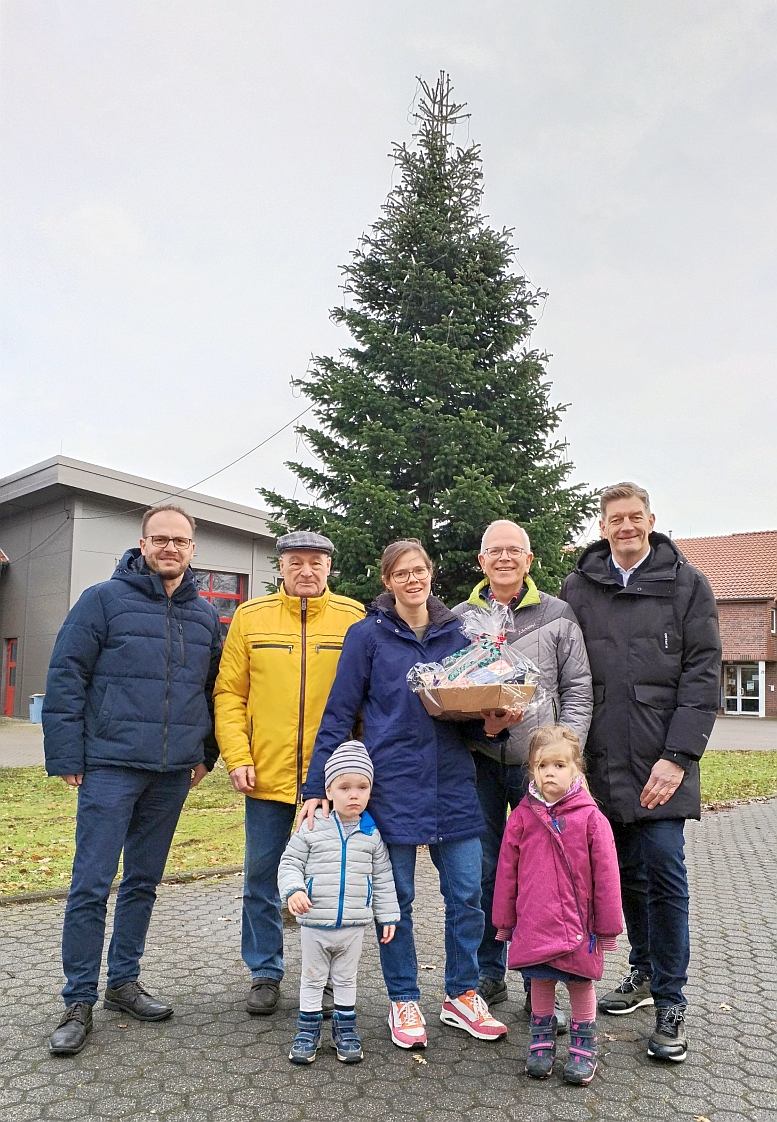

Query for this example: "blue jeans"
[242,798,296,980]
[611,818,690,1008]
[62,765,191,1006]
[379,837,484,1001]
[475,752,529,981]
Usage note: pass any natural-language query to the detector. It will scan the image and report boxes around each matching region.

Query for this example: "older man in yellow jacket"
[215,531,364,1015]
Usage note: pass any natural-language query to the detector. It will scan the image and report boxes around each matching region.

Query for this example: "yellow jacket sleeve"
[214,606,253,773]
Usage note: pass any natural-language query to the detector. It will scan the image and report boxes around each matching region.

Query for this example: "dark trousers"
[474,751,529,981]
[61,765,191,1006]
[611,818,690,1009]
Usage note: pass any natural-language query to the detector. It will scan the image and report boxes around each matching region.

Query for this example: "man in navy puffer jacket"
[43,505,222,1056]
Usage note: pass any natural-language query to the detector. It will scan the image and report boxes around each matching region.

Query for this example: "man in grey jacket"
[453,520,593,1024]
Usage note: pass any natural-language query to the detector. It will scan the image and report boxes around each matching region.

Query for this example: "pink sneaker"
[388,1000,428,1049]
[440,989,508,1040]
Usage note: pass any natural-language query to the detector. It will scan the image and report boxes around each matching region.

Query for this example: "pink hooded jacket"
[492,782,623,980]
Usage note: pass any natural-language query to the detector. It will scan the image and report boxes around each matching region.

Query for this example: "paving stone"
[1,799,776,1120]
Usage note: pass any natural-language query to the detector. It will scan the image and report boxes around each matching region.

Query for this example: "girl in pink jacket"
[492,726,622,1085]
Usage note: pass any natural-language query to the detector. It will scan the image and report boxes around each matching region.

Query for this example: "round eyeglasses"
[390,566,430,583]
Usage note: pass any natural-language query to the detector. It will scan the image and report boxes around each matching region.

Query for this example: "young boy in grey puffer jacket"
[278,739,399,1065]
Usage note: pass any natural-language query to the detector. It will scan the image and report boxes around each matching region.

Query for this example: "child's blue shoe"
[289,1011,322,1064]
[525,1013,558,1079]
[331,1010,364,1063]
[563,1019,598,1085]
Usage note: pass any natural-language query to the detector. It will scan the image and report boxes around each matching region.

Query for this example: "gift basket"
[407,603,545,719]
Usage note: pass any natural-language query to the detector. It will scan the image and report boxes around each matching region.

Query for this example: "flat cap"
[276,530,335,555]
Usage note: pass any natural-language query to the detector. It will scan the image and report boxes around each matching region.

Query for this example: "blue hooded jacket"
[303,593,485,846]
[43,549,222,776]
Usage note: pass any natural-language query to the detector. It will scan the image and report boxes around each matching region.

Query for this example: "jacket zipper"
[336,817,347,927]
[251,642,294,651]
[295,598,307,804]
[178,621,185,665]
[163,597,172,769]
[315,643,343,652]
[535,802,588,937]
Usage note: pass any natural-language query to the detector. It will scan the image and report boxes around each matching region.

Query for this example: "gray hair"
[480,520,531,554]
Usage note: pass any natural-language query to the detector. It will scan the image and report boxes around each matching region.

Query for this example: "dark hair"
[141,505,196,538]
[599,482,651,519]
[527,725,588,789]
[379,539,433,583]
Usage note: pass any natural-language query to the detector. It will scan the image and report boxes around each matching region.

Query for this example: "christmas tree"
[261,73,594,603]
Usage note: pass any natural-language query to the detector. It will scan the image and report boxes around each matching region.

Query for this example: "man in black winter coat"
[561,482,721,1065]
[43,505,222,1057]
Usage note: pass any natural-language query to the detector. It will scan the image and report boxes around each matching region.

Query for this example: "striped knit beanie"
[324,739,374,789]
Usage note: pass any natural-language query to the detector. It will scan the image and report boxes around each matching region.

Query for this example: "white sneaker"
[388,1000,428,1049]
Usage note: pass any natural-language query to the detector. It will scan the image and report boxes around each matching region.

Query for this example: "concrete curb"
[0,864,243,908]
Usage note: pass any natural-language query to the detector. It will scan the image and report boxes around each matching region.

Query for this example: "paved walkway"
[1,799,775,1121]
[1,714,776,769]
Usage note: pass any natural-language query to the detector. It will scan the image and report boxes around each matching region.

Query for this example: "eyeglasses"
[481,546,528,559]
[145,536,194,549]
[390,566,430,583]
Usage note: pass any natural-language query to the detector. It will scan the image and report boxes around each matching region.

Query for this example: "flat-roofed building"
[0,457,277,718]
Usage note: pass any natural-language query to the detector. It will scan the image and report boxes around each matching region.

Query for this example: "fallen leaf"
[719,1003,731,1011]
[413,1054,428,1065]
[694,1116,711,1122]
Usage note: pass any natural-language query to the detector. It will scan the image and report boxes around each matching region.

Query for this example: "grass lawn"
[0,761,243,897]
[1,751,776,898]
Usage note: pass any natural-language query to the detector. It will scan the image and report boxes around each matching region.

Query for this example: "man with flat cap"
[215,531,365,1014]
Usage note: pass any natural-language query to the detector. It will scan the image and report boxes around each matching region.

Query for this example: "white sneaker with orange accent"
[440,989,508,1040]
[388,1000,428,1049]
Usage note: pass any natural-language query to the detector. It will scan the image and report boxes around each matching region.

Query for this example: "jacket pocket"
[306,877,313,901]
[365,876,373,907]
[97,683,116,737]
[634,684,677,710]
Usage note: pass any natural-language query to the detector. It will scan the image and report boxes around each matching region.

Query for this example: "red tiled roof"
[673,531,777,600]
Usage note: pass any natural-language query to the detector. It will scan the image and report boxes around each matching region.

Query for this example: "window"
[771,606,776,635]
[193,570,248,641]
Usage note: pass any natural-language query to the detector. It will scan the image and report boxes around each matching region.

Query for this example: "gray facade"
[0,457,276,718]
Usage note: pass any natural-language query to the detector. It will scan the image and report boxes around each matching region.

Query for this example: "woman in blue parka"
[301,539,508,1051]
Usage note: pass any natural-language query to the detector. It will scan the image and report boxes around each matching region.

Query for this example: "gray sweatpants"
[299,925,366,1012]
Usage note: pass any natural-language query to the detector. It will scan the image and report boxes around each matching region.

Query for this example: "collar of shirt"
[611,548,650,586]
[484,583,528,611]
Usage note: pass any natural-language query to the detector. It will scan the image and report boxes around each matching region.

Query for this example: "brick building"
[674,531,777,718]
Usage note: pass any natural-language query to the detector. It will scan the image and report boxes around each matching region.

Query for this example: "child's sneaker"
[439,989,508,1040]
[525,1013,558,1079]
[388,1000,428,1049]
[563,1019,598,1085]
[331,1010,363,1063]
[288,1011,322,1064]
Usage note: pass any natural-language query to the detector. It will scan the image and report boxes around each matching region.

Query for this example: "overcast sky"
[2,0,775,543]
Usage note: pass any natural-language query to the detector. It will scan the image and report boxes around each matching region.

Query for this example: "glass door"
[723,664,759,715]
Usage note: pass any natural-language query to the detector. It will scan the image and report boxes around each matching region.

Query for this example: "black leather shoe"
[103,981,173,1021]
[246,978,280,1015]
[477,976,508,1006]
[49,1003,93,1055]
